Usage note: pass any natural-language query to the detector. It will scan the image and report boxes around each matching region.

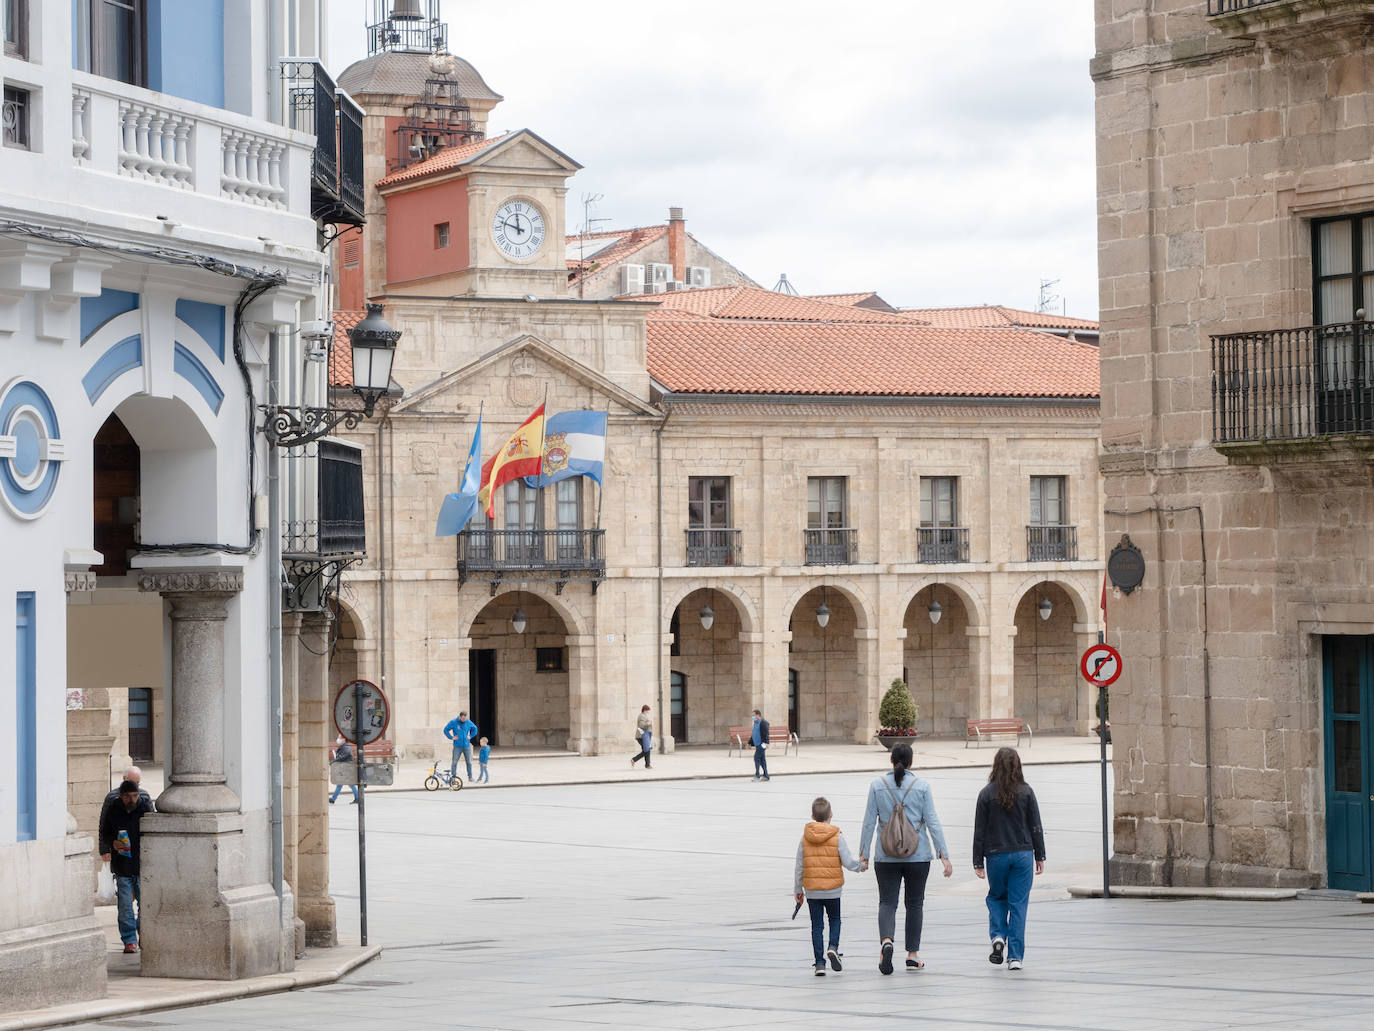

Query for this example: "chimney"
[667,206,686,284]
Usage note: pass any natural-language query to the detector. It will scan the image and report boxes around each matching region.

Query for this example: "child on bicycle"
[477,737,491,783]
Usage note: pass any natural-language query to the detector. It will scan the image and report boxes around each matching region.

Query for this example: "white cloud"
[328,0,1097,316]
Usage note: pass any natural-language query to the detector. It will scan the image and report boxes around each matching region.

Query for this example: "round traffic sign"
[333,679,390,746]
[1080,644,1122,687]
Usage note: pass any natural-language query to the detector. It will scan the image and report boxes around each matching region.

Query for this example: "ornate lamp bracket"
[259,404,367,448]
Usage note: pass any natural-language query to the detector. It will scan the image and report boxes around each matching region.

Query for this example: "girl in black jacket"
[972,747,1046,971]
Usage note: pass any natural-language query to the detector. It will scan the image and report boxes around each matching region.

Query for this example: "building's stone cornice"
[137,568,245,595]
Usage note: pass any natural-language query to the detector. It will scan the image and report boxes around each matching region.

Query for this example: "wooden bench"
[728,724,799,757]
[348,737,396,761]
[965,718,1031,748]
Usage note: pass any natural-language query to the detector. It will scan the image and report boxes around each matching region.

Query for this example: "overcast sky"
[326,2,1098,318]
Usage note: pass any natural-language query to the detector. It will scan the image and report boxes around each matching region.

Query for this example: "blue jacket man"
[444,711,479,780]
[750,709,771,781]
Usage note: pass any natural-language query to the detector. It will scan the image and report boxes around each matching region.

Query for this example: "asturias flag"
[435,416,483,536]
[480,404,545,517]
[523,410,607,488]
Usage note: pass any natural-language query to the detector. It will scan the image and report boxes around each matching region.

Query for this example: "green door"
[1324,636,1374,891]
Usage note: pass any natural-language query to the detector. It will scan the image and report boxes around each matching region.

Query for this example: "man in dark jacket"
[750,709,771,782]
[98,779,153,953]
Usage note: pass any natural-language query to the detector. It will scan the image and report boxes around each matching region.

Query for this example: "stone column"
[1073,623,1101,735]
[296,610,336,946]
[136,568,287,979]
[566,634,596,754]
[853,627,881,743]
[281,610,305,955]
[967,626,992,719]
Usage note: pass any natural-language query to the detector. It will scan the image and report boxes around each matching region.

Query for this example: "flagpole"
[595,403,609,531]
[538,387,549,488]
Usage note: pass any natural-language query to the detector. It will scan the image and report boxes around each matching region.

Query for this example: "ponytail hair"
[890,742,914,786]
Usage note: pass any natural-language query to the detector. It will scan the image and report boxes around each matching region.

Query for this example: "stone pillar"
[296,610,337,947]
[281,611,305,955]
[136,568,287,979]
[988,625,1017,718]
[967,626,992,719]
[1073,623,1101,735]
[566,634,596,754]
[853,627,880,743]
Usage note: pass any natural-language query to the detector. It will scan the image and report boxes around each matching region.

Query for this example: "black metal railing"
[804,527,858,565]
[1026,525,1077,563]
[337,91,365,225]
[1212,322,1374,442]
[686,528,742,566]
[458,529,605,573]
[916,526,969,563]
[1207,0,1286,14]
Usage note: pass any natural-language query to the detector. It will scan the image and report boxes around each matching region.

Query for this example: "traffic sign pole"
[355,677,368,946]
[1098,632,1110,900]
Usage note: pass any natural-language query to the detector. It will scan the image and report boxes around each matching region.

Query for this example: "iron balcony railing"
[916,526,969,564]
[280,59,365,228]
[686,528,742,566]
[458,529,605,574]
[804,527,858,566]
[337,91,365,223]
[283,439,367,558]
[1212,321,1374,442]
[1026,525,1077,562]
[1207,0,1286,13]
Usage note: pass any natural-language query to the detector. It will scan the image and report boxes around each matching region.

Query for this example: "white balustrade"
[117,99,193,189]
[220,130,287,208]
[72,92,91,162]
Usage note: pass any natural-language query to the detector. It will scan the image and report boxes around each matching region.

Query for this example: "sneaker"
[763,776,771,781]
[814,964,826,976]
[630,758,636,768]
[989,938,1005,965]
[752,775,760,781]
[879,941,894,975]
[122,943,138,954]
[1007,959,1022,971]
[827,947,842,972]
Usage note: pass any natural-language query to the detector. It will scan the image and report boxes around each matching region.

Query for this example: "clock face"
[492,200,546,260]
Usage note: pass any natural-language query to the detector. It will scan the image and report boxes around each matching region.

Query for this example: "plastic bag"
[96,863,116,905]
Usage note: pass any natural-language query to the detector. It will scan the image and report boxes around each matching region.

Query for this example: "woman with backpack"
[858,742,953,974]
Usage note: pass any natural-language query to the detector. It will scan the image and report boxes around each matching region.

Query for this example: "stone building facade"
[1093,0,1374,889]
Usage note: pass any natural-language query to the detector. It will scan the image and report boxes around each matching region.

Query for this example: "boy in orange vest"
[794,797,867,975]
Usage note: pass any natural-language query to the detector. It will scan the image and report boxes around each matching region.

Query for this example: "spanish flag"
[479,404,545,517]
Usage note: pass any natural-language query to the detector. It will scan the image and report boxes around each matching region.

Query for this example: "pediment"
[394,334,658,419]
[467,129,582,173]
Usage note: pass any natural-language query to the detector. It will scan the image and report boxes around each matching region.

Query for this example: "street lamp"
[816,586,830,628]
[260,302,401,447]
[699,603,714,631]
[928,598,942,625]
[512,590,527,635]
[1039,596,1053,621]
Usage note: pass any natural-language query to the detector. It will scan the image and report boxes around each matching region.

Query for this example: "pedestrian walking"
[749,709,770,781]
[477,737,491,783]
[444,710,479,780]
[630,705,653,768]
[98,779,153,953]
[973,746,1046,972]
[858,742,953,974]
[794,797,865,976]
[329,737,359,804]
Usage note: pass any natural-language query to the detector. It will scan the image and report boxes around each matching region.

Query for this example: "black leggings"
[874,861,931,952]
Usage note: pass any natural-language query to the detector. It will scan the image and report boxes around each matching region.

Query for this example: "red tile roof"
[375,132,511,189]
[899,305,1098,332]
[807,291,897,312]
[566,226,669,279]
[328,309,366,387]
[626,286,917,324]
[647,319,1099,398]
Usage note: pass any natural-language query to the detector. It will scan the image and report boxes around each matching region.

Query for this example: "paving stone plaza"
[47,760,1374,1031]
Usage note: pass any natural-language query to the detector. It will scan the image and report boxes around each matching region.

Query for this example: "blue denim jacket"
[858,771,950,864]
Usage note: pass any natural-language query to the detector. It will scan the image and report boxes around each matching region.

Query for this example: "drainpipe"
[266,329,286,967]
[377,411,389,724]
[654,404,672,752]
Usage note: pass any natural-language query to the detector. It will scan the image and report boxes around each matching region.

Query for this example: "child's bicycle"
[424,761,463,792]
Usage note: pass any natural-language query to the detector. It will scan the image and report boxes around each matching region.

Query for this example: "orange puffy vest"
[801,821,844,891]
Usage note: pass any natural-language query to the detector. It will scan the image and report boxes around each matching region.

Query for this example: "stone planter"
[876,733,918,750]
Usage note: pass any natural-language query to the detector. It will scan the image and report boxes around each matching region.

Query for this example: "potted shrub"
[876,677,919,749]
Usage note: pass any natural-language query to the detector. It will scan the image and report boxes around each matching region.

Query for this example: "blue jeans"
[807,897,841,965]
[477,763,489,783]
[753,744,768,778]
[115,874,140,946]
[331,782,358,803]
[985,850,1034,961]
[451,741,473,779]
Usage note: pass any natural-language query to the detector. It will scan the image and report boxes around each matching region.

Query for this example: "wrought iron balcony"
[1207,0,1374,42]
[1207,0,1285,12]
[916,526,969,564]
[1026,525,1077,563]
[283,440,366,559]
[458,529,605,593]
[804,527,858,566]
[686,528,742,566]
[280,59,365,228]
[1212,321,1374,444]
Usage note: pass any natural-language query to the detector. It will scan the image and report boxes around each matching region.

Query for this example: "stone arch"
[667,586,751,744]
[895,573,989,629]
[1005,572,1096,628]
[662,579,759,634]
[457,583,588,641]
[779,576,875,632]
[901,583,975,737]
[1010,579,1084,732]
[788,585,864,741]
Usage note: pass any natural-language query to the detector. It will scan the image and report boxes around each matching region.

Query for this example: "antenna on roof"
[773,273,799,295]
[1037,278,1061,315]
[576,193,609,299]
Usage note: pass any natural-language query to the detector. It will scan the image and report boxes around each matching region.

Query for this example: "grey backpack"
[880,778,923,858]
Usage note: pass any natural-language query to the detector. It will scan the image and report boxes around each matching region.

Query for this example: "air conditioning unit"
[646,262,672,286]
[686,266,711,287]
[645,282,666,294]
[620,263,645,295]
[665,280,682,292]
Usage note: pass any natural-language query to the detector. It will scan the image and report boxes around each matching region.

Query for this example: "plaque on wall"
[1107,534,1146,595]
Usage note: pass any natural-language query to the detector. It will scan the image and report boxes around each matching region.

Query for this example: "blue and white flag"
[435,416,483,536]
[523,410,607,487]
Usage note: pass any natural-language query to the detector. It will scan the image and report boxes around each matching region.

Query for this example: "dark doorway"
[92,414,139,576]
[670,671,687,742]
[789,669,799,735]
[128,687,152,762]
[1324,636,1374,891]
[470,648,497,746]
